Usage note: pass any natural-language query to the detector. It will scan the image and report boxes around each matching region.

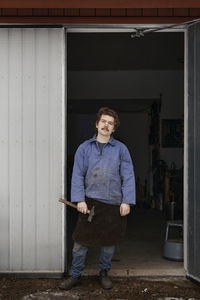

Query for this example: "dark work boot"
[59,276,81,290]
[99,270,113,290]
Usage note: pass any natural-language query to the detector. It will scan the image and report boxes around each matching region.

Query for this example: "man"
[60,107,136,290]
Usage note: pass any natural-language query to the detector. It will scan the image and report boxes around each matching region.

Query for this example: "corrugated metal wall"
[0,28,65,272]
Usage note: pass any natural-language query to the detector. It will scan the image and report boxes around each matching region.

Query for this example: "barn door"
[0,28,66,274]
[186,21,200,283]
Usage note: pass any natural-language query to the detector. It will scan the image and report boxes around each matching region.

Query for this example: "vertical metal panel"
[35,29,50,269]
[9,29,23,270]
[48,29,65,270]
[0,29,9,270]
[22,28,36,270]
[187,22,200,282]
[184,27,188,273]
[0,28,65,272]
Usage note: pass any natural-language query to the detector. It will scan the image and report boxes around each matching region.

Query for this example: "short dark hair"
[96,107,120,130]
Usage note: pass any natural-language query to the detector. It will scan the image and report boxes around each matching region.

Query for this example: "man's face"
[96,114,115,137]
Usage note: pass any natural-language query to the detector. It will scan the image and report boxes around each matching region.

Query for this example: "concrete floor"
[83,207,185,277]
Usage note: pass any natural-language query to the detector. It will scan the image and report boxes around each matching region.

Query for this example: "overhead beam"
[0,16,195,24]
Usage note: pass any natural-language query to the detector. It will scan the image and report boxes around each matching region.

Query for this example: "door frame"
[65,25,187,273]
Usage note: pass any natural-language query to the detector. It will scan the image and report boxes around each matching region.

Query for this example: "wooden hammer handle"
[58,198,90,214]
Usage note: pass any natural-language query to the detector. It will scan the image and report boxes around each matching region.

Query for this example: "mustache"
[102,127,109,131]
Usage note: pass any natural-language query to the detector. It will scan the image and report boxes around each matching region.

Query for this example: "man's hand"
[120,203,130,216]
[77,201,88,214]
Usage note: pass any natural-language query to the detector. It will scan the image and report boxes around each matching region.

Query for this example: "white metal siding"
[0,28,65,272]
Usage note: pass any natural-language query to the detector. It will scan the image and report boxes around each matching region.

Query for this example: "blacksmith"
[60,107,136,290]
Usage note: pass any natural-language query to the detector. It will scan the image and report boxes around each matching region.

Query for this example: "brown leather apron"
[72,197,127,247]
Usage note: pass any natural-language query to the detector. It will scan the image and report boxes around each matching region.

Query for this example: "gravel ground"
[0,276,200,300]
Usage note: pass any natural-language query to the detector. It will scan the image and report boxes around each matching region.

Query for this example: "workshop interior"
[66,31,184,274]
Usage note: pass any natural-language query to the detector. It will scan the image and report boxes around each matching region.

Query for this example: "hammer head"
[87,206,95,222]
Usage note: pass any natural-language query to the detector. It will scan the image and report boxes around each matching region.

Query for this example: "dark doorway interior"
[66,32,184,275]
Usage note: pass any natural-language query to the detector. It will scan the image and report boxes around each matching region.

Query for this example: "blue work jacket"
[71,135,136,206]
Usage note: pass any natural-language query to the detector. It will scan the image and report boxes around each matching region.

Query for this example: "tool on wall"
[58,198,95,223]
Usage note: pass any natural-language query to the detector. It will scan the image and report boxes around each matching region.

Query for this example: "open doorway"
[66,30,184,276]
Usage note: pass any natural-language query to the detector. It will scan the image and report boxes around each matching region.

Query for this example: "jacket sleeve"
[120,146,136,205]
[71,144,86,203]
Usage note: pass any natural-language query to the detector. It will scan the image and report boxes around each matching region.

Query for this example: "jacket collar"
[89,134,116,146]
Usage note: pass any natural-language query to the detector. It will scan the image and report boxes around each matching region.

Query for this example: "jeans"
[71,242,115,277]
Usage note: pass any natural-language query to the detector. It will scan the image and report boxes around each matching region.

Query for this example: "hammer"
[58,198,95,222]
